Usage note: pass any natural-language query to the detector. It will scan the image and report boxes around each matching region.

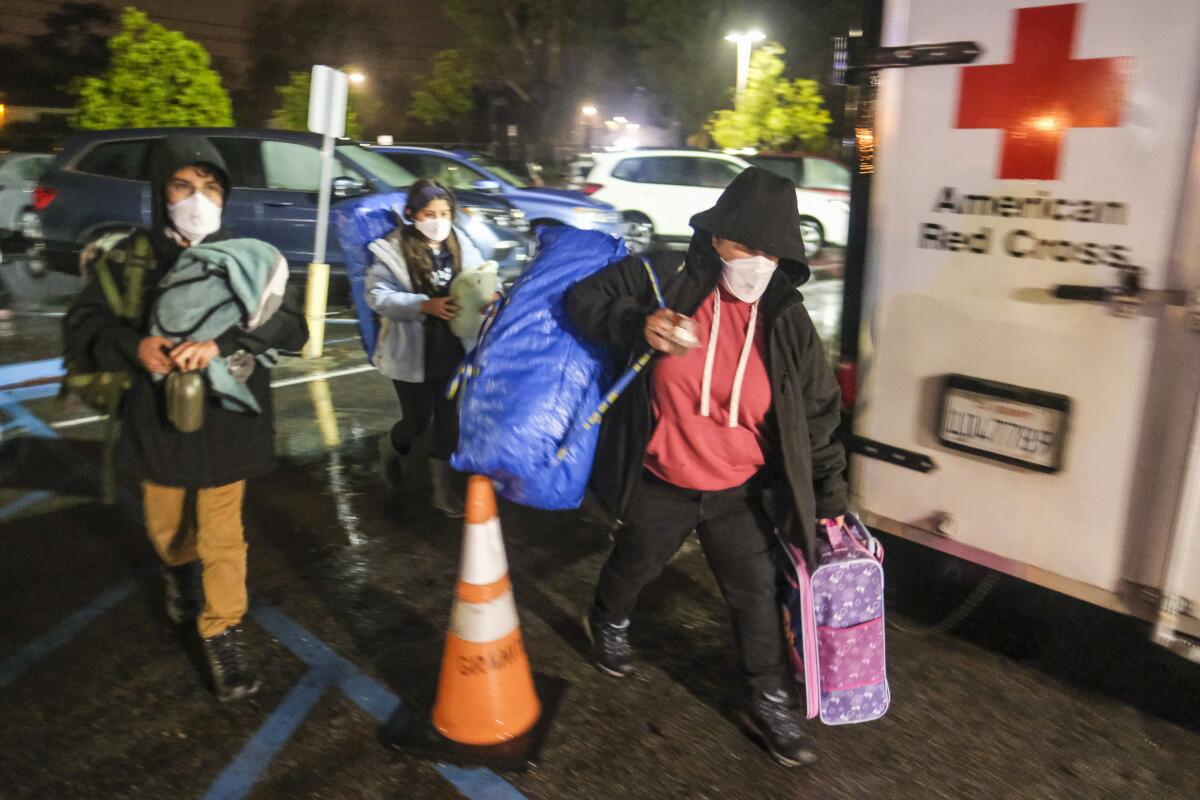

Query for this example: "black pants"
[595,473,790,695]
[391,375,458,461]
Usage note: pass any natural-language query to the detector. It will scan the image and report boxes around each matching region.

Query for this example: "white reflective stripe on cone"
[458,518,509,586]
[450,591,520,643]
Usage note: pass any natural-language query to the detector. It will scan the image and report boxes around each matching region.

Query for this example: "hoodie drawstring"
[699,292,759,428]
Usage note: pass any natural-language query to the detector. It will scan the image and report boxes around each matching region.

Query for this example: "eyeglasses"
[167,178,224,204]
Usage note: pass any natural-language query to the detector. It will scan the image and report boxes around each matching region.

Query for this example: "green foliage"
[408,50,475,127]
[73,8,233,129]
[707,44,832,150]
[269,70,364,140]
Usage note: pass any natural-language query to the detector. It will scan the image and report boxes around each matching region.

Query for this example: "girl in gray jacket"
[366,179,486,516]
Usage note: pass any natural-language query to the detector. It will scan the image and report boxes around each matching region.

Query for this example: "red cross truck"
[839,0,1200,660]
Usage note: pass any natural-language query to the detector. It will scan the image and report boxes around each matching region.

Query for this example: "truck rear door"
[851,0,1200,618]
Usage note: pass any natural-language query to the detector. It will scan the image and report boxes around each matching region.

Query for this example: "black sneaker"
[582,607,634,677]
[739,689,817,767]
[163,562,203,625]
[201,626,261,703]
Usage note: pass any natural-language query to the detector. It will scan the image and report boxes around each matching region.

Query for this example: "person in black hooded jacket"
[63,135,307,703]
[567,167,847,767]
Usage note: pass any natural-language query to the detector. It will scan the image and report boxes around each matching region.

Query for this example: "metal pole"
[313,134,334,264]
[303,133,335,358]
[736,38,751,103]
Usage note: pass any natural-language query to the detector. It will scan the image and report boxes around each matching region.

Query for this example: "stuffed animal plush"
[448,260,500,346]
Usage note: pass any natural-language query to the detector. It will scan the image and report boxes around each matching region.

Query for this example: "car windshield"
[336,144,417,189]
[466,154,531,189]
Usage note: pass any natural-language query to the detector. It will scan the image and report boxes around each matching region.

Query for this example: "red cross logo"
[955,3,1133,180]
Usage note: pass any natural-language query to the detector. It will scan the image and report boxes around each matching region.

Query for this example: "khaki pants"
[142,480,247,639]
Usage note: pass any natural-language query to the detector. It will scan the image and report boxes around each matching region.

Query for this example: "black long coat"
[62,135,308,488]
[566,234,847,563]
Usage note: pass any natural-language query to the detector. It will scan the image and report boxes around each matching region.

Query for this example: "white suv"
[581,149,849,256]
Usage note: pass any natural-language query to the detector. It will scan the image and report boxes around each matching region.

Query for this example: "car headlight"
[573,207,622,226]
[827,198,851,213]
[572,207,602,225]
[463,205,529,232]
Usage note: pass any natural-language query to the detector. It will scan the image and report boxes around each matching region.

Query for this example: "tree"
[0,2,114,106]
[269,70,365,140]
[621,0,738,137]
[706,44,832,150]
[243,0,426,133]
[408,50,476,132]
[432,0,625,156]
[73,8,233,129]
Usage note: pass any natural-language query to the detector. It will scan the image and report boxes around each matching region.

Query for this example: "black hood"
[683,229,811,315]
[147,134,231,246]
[689,165,810,282]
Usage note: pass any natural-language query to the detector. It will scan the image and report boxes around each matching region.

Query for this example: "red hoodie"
[644,286,772,491]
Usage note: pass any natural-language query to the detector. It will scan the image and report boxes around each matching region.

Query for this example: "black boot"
[429,458,465,518]
[163,562,203,625]
[201,626,261,703]
[583,607,634,677]
[739,689,817,767]
[378,434,403,492]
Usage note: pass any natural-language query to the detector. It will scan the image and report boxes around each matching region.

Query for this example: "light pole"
[581,104,598,150]
[725,30,765,105]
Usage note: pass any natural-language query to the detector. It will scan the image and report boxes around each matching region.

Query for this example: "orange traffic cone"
[431,475,541,745]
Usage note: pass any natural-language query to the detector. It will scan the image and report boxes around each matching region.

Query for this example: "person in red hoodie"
[567,167,847,768]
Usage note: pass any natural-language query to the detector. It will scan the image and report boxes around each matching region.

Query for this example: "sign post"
[302,65,349,358]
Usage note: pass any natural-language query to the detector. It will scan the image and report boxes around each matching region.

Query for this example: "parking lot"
[2,305,1198,800]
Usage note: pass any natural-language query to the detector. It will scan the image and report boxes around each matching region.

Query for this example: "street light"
[581,105,599,150]
[348,72,366,85]
[725,30,765,101]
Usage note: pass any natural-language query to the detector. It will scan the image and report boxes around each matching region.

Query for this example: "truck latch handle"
[1053,266,1199,326]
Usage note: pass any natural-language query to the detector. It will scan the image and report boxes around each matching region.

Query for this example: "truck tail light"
[837,359,858,411]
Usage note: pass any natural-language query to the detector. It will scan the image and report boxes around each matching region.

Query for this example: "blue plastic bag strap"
[571,256,685,441]
[642,256,667,310]
[446,294,507,400]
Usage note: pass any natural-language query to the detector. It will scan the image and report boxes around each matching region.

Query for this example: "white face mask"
[168,192,222,244]
[416,217,452,243]
[719,255,778,303]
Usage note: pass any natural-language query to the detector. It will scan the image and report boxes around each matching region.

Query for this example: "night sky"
[0,0,455,81]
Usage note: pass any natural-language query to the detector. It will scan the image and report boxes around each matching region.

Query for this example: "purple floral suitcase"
[781,513,890,725]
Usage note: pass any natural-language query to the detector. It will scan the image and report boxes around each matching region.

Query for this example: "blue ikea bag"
[331,191,408,361]
[451,226,629,510]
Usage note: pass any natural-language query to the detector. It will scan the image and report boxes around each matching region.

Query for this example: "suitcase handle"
[825,514,884,563]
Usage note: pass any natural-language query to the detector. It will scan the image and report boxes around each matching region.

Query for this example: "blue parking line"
[202,667,336,800]
[0,358,64,389]
[0,391,62,522]
[0,580,135,691]
[0,490,53,523]
[250,606,528,800]
[0,391,58,438]
[4,383,62,403]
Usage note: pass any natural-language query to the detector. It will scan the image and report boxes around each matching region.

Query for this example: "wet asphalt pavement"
[1,290,1199,800]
